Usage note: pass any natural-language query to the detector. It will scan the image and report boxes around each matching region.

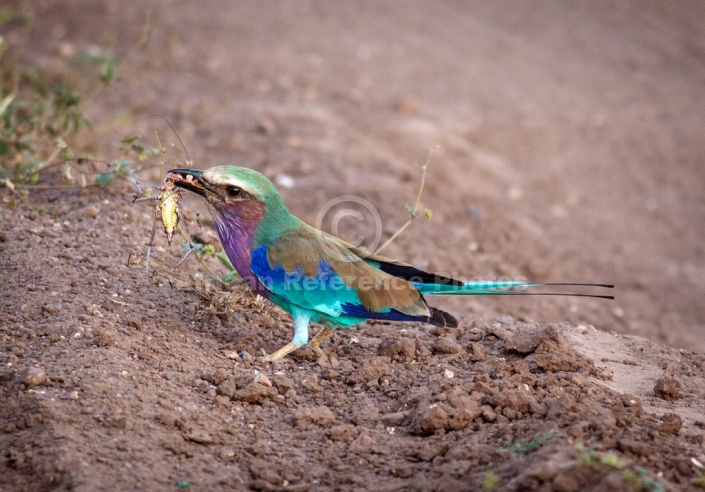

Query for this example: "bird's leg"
[258,342,300,362]
[307,327,334,357]
[259,311,310,362]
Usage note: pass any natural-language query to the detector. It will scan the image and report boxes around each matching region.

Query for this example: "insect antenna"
[154,113,191,165]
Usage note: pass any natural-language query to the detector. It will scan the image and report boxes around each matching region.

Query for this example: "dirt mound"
[2,215,704,489]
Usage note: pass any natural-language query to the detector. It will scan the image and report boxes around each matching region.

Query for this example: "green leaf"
[52,85,81,110]
[483,471,500,491]
[95,171,115,187]
[0,94,13,118]
[599,453,625,469]
[221,271,241,284]
[216,251,235,271]
[120,136,140,152]
[100,59,115,83]
[28,67,48,97]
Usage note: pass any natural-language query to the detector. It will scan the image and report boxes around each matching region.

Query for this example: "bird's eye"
[226,186,242,197]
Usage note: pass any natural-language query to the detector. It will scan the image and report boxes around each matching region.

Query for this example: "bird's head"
[168,166,296,244]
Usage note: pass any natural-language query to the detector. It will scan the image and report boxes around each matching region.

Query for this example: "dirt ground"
[2,1,705,490]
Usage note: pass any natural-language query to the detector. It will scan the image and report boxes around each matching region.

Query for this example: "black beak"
[167,168,207,196]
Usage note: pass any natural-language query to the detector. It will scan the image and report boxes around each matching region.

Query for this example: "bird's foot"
[256,342,302,362]
[309,345,325,359]
[307,327,334,357]
[239,328,333,362]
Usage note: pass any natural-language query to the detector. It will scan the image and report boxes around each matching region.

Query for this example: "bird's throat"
[212,201,267,293]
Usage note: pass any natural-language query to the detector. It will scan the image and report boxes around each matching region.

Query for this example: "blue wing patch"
[250,246,434,326]
[251,246,353,317]
[251,245,285,289]
[251,246,343,292]
[339,302,429,323]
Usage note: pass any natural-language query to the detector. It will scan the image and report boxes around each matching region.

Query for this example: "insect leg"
[179,202,202,229]
[172,196,197,270]
[132,180,163,203]
[145,203,161,274]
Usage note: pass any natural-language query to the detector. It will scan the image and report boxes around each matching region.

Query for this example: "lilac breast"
[214,211,271,299]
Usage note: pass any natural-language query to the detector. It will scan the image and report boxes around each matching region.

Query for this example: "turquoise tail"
[415,281,614,299]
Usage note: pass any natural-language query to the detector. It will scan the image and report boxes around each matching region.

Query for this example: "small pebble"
[23,367,46,387]
[84,206,100,219]
[253,371,272,387]
[220,449,236,459]
[654,376,682,401]
[58,41,75,58]
[466,206,484,220]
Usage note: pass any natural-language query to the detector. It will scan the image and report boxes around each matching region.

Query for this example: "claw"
[257,342,302,362]
[307,327,334,356]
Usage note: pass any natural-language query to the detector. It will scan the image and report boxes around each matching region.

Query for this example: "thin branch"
[374,148,435,254]
[84,2,169,104]
[194,253,231,289]
[11,183,99,190]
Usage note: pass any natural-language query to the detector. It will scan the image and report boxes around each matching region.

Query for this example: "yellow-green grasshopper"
[132,174,200,272]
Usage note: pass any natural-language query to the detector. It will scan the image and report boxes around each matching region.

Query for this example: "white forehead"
[202,168,246,187]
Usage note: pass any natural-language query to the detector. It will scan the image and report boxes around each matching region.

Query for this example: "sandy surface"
[2,1,705,490]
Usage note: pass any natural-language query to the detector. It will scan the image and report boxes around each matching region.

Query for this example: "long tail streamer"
[416,281,614,299]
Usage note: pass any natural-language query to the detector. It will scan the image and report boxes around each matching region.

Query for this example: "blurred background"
[9,0,705,350]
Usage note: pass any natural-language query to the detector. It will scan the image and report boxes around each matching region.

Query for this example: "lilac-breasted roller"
[168,166,613,361]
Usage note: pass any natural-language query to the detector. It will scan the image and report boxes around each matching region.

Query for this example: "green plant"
[374,148,435,254]
[482,470,501,491]
[0,3,163,190]
[501,432,554,455]
[621,467,665,492]
[573,444,664,492]
[691,460,705,489]
[0,25,92,186]
[693,471,705,488]
[575,443,626,474]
